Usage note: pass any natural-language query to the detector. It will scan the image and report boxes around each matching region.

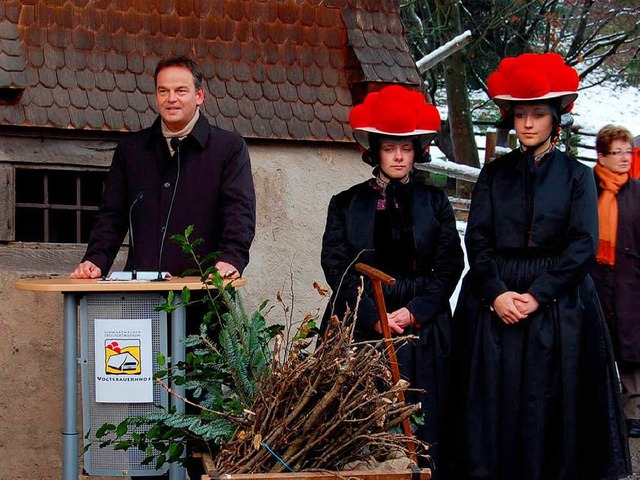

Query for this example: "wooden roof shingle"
[0,0,421,143]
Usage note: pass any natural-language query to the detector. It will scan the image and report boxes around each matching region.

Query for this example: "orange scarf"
[631,147,640,179]
[594,163,628,265]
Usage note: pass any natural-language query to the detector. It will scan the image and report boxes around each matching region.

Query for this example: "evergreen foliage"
[86,226,423,475]
[85,225,287,469]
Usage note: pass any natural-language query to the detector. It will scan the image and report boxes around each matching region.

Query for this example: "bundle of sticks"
[211,314,425,474]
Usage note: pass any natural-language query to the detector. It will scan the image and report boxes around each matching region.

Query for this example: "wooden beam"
[415,159,479,182]
[0,136,116,168]
[416,30,472,73]
[0,164,15,241]
[0,242,126,273]
[201,470,431,480]
[195,453,431,480]
[484,131,496,164]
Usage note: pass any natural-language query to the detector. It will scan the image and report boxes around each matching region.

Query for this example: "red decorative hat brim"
[353,127,437,151]
[487,53,579,114]
[493,91,578,111]
[348,85,441,151]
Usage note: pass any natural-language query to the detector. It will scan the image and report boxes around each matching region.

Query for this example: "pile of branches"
[91,229,427,473]
[212,314,426,474]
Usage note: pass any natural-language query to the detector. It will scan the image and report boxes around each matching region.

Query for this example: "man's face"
[155,65,204,132]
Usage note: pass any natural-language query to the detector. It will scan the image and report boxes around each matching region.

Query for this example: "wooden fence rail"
[470,121,597,163]
[429,122,598,183]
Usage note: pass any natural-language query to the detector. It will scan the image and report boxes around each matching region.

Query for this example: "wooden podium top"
[14,275,245,293]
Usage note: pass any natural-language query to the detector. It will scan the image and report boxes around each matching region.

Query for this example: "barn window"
[14,168,106,243]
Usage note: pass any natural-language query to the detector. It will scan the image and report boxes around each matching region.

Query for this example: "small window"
[15,168,107,243]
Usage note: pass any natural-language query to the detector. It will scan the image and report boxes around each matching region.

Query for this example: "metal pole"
[62,293,79,480]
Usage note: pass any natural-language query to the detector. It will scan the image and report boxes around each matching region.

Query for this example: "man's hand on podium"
[70,260,102,279]
[214,260,239,280]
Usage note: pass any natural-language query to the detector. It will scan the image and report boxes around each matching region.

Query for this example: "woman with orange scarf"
[592,124,640,438]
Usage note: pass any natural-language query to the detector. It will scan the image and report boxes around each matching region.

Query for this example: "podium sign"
[81,294,168,476]
[94,317,154,403]
[13,275,243,480]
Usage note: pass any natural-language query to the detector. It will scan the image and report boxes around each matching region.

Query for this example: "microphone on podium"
[128,191,144,280]
[155,138,182,281]
[170,137,181,156]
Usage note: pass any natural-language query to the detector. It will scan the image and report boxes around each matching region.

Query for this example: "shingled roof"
[0,0,422,143]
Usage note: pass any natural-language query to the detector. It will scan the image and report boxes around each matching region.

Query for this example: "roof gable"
[0,0,421,142]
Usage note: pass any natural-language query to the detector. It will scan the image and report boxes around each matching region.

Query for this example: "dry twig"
[211,315,427,474]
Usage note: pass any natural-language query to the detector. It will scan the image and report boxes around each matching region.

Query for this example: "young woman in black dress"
[453,52,631,480]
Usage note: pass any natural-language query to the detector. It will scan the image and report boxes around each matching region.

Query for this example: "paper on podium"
[102,271,171,282]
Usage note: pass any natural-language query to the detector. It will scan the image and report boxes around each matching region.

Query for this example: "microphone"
[128,191,144,280]
[155,138,182,281]
[170,137,181,156]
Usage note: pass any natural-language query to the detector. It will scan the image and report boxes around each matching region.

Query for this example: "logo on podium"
[105,340,142,375]
[95,318,154,402]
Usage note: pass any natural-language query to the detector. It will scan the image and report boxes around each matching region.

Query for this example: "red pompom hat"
[349,85,441,151]
[487,52,579,113]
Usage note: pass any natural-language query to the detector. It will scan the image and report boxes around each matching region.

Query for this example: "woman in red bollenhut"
[452,53,631,480]
[320,85,464,479]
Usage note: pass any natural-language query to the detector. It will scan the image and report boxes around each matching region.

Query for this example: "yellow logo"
[105,340,142,375]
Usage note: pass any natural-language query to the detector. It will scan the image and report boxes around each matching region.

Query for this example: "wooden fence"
[424,122,598,184]
[420,122,599,220]
[471,121,598,164]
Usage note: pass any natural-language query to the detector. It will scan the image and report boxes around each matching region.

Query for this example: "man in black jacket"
[71,56,256,279]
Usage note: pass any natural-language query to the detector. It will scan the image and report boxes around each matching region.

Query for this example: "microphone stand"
[155,138,182,281]
[128,191,144,280]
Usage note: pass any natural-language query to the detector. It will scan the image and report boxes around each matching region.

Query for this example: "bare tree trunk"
[434,0,480,198]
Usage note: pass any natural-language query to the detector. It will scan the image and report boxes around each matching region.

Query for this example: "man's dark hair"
[154,56,204,91]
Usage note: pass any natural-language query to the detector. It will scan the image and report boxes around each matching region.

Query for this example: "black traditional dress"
[453,148,631,480]
[321,177,464,478]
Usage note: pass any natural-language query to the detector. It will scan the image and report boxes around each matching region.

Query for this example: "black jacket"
[321,178,463,332]
[466,148,599,305]
[453,148,631,480]
[83,113,256,276]
[592,174,640,366]
[321,177,464,477]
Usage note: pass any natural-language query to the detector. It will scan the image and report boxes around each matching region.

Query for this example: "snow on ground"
[574,81,640,135]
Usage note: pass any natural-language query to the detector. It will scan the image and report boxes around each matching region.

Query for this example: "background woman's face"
[379,139,415,181]
[598,139,633,174]
[513,103,554,148]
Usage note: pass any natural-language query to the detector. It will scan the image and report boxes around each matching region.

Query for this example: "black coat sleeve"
[215,138,256,274]
[403,190,464,325]
[81,146,130,275]
[466,159,599,307]
[528,167,598,304]
[465,165,509,303]
[322,186,463,332]
[321,194,379,331]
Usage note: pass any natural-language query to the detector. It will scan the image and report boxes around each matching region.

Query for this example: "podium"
[14,276,244,480]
